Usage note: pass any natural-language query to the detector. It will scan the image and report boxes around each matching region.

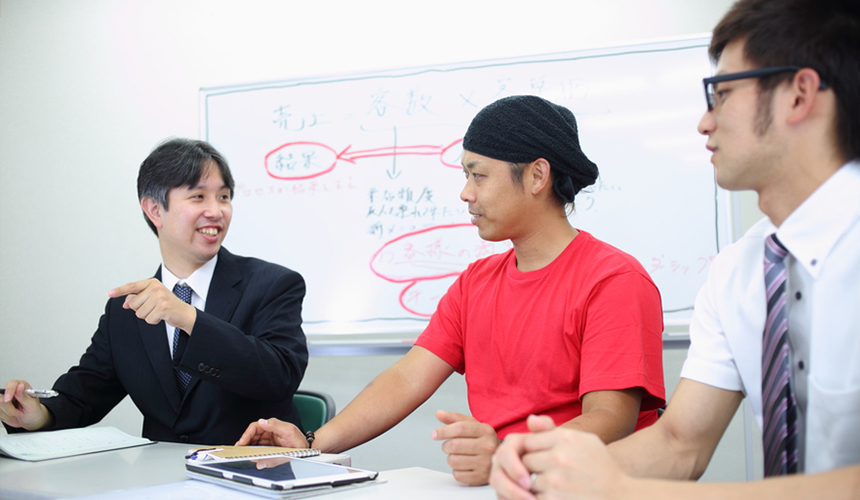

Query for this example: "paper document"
[0,426,153,461]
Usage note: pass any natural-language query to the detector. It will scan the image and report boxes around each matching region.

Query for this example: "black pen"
[186,447,222,459]
[0,388,59,398]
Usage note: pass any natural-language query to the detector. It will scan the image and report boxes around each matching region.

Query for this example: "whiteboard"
[200,35,731,335]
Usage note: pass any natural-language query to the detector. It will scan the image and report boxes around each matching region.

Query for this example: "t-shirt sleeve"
[415,274,466,374]
[579,270,666,410]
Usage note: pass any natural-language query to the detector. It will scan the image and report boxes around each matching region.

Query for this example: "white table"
[0,442,495,499]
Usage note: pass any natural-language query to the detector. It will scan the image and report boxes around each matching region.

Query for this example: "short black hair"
[137,138,235,235]
[711,0,860,161]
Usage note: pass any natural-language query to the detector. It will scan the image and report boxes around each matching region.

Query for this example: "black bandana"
[462,95,598,203]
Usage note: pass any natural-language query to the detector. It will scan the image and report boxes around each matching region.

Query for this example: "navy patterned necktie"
[172,283,193,393]
[762,234,799,476]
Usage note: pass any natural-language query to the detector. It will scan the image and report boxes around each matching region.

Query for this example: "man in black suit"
[0,138,308,444]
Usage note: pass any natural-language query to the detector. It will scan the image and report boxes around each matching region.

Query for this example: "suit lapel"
[205,248,243,321]
[181,248,243,396]
[139,266,183,412]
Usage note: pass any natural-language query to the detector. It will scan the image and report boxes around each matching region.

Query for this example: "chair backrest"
[293,390,337,432]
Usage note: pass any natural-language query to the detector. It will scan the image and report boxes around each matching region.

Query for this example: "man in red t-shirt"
[237,95,665,486]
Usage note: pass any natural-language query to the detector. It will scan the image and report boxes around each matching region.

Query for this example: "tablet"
[186,456,379,498]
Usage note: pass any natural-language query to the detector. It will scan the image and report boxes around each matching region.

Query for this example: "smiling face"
[144,162,232,277]
[459,150,535,242]
[697,39,784,192]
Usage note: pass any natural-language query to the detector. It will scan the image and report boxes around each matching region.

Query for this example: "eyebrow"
[462,160,481,170]
[187,182,231,191]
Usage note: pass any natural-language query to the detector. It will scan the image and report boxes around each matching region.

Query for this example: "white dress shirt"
[680,160,860,474]
[159,255,218,358]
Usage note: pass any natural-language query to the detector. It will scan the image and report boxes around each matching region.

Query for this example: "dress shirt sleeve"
[680,256,746,393]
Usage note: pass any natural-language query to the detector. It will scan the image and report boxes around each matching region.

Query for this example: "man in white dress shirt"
[489,0,860,498]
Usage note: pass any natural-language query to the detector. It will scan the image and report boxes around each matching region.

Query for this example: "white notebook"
[0,426,153,461]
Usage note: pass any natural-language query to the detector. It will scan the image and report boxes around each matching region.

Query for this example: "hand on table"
[235,418,308,448]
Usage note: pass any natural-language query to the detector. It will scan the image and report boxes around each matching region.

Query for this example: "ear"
[140,197,164,230]
[528,158,553,196]
[785,68,825,126]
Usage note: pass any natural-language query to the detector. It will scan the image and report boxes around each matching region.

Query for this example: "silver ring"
[529,472,538,493]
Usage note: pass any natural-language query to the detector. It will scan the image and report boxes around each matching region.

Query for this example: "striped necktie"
[762,234,799,476]
[172,283,193,393]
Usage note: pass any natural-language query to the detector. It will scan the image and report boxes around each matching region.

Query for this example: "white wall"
[1,0,759,481]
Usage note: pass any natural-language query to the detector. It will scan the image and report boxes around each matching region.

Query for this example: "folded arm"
[431,387,644,487]
[608,379,741,479]
[491,379,745,499]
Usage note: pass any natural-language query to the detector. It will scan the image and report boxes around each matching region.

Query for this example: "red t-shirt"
[415,230,665,438]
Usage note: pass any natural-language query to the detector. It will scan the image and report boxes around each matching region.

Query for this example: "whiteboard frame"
[199,33,733,342]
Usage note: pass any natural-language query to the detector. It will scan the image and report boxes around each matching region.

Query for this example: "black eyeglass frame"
[703,66,829,111]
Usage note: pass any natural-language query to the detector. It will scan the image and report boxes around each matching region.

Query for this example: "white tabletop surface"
[0,441,495,499]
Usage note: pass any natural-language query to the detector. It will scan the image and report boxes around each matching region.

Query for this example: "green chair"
[294,390,336,432]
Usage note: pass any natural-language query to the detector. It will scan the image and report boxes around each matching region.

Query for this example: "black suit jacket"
[39,248,308,444]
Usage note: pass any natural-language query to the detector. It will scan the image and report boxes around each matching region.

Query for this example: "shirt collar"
[774,160,860,278]
[159,254,218,304]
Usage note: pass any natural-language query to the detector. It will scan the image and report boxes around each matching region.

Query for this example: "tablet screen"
[199,457,372,484]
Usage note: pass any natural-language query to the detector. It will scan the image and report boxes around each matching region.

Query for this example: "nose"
[460,180,474,204]
[697,109,715,136]
[202,197,223,219]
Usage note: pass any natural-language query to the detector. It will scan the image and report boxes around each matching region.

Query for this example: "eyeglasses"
[703,66,829,110]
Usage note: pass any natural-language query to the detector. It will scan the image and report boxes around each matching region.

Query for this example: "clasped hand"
[490,415,630,500]
[432,410,500,486]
